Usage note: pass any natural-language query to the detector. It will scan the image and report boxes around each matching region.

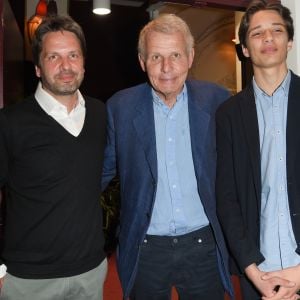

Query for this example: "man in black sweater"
[0,15,107,300]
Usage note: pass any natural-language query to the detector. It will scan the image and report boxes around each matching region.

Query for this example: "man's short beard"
[42,77,83,97]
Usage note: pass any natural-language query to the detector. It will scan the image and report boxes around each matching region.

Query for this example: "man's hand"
[0,265,6,290]
[245,264,295,298]
[261,265,300,300]
[0,276,4,289]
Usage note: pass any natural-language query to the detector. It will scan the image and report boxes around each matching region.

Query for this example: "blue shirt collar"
[152,84,187,108]
[253,70,291,98]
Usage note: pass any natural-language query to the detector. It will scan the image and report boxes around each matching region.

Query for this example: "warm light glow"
[27,0,58,43]
[27,14,44,43]
[35,0,48,16]
[93,0,111,15]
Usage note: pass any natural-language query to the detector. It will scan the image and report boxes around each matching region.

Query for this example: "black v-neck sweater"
[0,96,106,278]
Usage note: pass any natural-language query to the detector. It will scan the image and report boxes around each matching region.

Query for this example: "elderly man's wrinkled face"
[139,30,194,106]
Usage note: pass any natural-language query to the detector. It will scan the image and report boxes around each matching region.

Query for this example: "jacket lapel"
[239,85,261,202]
[286,73,300,177]
[188,86,211,182]
[133,86,158,181]
[286,74,300,241]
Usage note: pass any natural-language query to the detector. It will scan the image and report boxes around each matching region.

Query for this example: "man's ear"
[138,54,146,72]
[188,48,195,68]
[287,40,293,52]
[35,65,41,78]
[242,45,250,58]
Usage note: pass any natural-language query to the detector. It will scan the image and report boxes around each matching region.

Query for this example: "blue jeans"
[130,226,224,300]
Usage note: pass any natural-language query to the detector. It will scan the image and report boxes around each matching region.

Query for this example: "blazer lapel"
[188,89,210,181]
[287,73,300,168]
[133,87,158,181]
[286,73,300,249]
[239,85,261,202]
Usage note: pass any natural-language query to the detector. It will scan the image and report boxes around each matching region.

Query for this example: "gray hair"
[138,14,194,59]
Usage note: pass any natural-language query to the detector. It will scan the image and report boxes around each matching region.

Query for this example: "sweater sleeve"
[0,111,9,267]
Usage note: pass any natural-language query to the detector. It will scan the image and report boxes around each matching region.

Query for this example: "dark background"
[7,0,149,102]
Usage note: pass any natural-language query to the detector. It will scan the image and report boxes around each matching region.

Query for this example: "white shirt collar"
[34,82,85,115]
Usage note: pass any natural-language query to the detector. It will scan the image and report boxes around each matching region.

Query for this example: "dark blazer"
[216,72,300,275]
[102,80,234,298]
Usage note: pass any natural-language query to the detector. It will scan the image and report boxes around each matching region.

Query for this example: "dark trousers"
[239,275,261,300]
[130,226,224,300]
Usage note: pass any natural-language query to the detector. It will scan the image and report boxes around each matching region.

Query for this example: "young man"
[0,16,107,300]
[102,14,234,300]
[216,1,300,300]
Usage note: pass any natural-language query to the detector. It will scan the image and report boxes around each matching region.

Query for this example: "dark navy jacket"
[216,73,300,274]
[102,80,234,299]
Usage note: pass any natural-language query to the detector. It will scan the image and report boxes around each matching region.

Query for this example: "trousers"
[0,258,107,300]
[130,226,224,300]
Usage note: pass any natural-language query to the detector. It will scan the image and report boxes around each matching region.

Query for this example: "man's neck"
[58,95,79,114]
[253,65,288,96]
[49,92,79,114]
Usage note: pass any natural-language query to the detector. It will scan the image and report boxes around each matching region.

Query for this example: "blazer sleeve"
[101,102,117,191]
[215,107,264,273]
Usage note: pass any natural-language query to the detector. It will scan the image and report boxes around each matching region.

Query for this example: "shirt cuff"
[0,264,7,278]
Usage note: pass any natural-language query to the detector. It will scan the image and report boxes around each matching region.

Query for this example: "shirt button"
[168,137,172,142]
[173,238,178,243]
[172,184,176,189]
[175,208,180,213]
[198,238,202,243]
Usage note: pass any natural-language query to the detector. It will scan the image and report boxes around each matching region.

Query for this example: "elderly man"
[102,13,233,300]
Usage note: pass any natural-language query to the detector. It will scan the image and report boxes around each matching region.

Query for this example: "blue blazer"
[102,80,234,299]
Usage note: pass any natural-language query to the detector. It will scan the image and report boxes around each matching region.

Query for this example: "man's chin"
[57,89,78,96]
[55,84,79,95]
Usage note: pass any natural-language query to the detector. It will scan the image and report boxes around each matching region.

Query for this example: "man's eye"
[70,53,79,59]
[152,55,160,61]
[273,28,283,33]
[251,31,261,37]
[169,53,181,61]
[47,55,57,61]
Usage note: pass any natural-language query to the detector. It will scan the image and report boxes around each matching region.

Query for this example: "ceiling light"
[93,0,111,15]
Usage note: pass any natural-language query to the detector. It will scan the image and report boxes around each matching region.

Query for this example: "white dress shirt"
[35,82,86,137]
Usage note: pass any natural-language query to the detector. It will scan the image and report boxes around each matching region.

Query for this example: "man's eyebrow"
[248,22,285,33]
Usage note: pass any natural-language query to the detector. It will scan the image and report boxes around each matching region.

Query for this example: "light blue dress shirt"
[254,71,300,271]
[147,85,209,236]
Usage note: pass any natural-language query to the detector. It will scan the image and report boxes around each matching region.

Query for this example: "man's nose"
[263,29,274,42]
[60,57,71,70]
[161,57,171,73]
